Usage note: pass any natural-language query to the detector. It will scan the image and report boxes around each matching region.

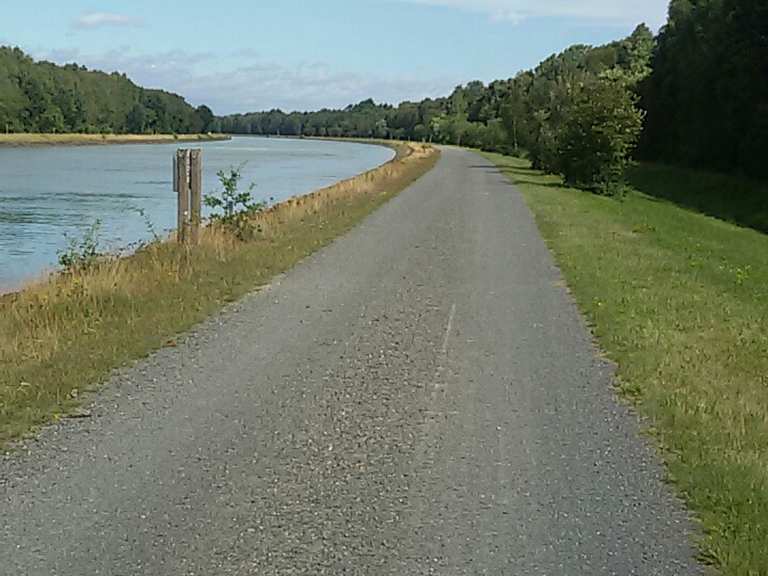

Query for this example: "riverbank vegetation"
[0,46,214,135]
[486,153,768,574]
[0,133,228,147]
[0,142,438,446]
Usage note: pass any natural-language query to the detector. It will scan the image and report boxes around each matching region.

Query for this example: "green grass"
[484,152,768,575]
[0,143,438,446]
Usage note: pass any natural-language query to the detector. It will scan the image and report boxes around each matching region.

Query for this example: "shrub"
[558,77,644,195]
[204,166,267,240]
[58,220,104,272]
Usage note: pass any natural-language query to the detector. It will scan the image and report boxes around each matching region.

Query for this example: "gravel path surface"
[0,148,704,575]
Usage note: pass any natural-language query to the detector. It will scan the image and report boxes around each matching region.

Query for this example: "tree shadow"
[467,164,541,177]
[467,165,501,172]
[627,164,768,234]
[509,177,566,189]
[504,167,542,176]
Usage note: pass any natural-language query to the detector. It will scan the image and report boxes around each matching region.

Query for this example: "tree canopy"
[0,46,214,134]
[640,0,768,177]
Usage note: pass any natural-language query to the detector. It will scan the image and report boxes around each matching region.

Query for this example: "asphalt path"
[0,147,704,575]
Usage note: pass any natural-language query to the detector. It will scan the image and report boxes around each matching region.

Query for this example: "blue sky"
[2,1,670,114]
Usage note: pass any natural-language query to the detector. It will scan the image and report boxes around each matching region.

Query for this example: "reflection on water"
[0,137,393,291]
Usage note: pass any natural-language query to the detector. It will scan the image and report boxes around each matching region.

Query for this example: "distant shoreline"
[0,133,231,148]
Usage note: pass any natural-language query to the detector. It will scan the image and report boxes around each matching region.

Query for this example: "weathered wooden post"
[176,149,190,243]
[190,149,202,244]
[173,148,202,244]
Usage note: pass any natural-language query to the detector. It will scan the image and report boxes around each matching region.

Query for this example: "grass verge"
[0,133,230,147]
[483,152,768,575]
[0,142,438,446]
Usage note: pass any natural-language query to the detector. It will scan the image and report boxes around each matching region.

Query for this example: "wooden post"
[173,153,179,194]
[176,149,190,243]
[190,149,202,245]
[175,148,203,244]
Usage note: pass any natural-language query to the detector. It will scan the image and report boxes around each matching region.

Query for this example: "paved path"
[0,148,703,575]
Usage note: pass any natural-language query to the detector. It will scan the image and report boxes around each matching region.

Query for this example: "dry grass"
[252,141,433,235]
[0,141,439,445]
[0,133,229,147]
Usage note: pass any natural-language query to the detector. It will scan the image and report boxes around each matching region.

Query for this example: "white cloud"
[402,0,669,28]
[72,12,143,30]
[34,48,458,114]
[183,60,456,114]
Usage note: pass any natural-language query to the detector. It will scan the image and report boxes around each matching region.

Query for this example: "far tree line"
[0,47,214,135]
[215,0,767,189]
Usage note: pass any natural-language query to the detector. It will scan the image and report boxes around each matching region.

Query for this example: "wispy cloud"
[71,12,144,30]
[401,0,669,28]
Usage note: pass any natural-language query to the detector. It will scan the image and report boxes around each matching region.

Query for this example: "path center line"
[441,303,457,356]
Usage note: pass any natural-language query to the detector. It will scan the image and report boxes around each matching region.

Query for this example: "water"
[0,137,394,291]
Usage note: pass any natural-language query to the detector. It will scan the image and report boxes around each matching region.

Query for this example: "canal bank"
[0,141,438,445]
[0,136,396,289]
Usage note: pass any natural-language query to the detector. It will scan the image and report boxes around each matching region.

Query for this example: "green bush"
[557,77,643,195]
[58,220,103,273]
[204,166,267,240]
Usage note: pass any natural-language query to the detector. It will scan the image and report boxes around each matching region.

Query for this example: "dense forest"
[216,0,768,182]
[0,46,214,135]
[641,0,768,177]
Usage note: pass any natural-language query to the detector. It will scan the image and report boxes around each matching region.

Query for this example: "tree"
[126,103,147,133]
[557,78,644,194]
[54,87,86,132]
[617,24,655,84]
[195,105,214,133]
[501,76,530,155]
[38,107,66,133]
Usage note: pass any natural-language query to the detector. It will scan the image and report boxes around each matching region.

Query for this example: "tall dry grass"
[252,141,433,236]
[0,141,439,444]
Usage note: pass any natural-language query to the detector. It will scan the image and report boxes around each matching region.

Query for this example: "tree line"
[216,0,767,187]
[0,46,214,135]
[215,26,653,194]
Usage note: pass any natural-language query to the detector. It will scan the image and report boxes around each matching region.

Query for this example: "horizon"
[2,1,669,115]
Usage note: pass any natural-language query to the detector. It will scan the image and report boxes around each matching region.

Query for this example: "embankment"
[0,141,439,445]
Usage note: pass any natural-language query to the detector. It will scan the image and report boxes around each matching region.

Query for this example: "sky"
[1,1,670,115]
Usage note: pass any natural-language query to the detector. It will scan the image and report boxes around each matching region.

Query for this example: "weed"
[205,166,267,240]
[57,220,104,273]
